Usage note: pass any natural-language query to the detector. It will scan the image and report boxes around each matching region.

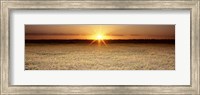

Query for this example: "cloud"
[129,34,143,36]
[130,34,175,37]
[26,33,84,36]
[107,34,124,36]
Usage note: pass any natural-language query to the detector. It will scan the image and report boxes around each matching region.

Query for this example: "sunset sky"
[25,25,175,40]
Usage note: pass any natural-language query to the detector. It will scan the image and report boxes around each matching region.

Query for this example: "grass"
[25,43,175,70]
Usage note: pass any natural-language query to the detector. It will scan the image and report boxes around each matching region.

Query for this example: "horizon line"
[25,39,175,40]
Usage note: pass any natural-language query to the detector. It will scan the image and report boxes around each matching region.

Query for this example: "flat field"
[25,43,175,70]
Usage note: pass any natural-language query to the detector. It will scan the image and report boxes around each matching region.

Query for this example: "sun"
[89,34,107,46]
[96,34,104,40]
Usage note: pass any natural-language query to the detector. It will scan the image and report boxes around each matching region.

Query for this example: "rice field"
[25,43,175,70]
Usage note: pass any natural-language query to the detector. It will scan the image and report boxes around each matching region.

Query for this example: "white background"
[10,10,190,85]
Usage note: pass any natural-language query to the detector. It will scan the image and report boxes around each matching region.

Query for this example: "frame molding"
[1,0,199,94]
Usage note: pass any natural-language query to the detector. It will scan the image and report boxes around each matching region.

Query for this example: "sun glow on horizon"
[96,34,104,40]
[88,26,109,46]
[89,33,107,46]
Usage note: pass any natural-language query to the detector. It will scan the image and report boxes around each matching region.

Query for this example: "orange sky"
[25,25,175,40]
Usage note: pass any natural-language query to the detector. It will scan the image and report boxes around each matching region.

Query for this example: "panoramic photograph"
[25,25,175,70]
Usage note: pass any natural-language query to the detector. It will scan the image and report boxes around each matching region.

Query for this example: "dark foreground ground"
[26,39,175,44]
[25,40,175,70]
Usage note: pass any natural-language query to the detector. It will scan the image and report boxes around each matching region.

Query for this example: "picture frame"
[1,0,199,94]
